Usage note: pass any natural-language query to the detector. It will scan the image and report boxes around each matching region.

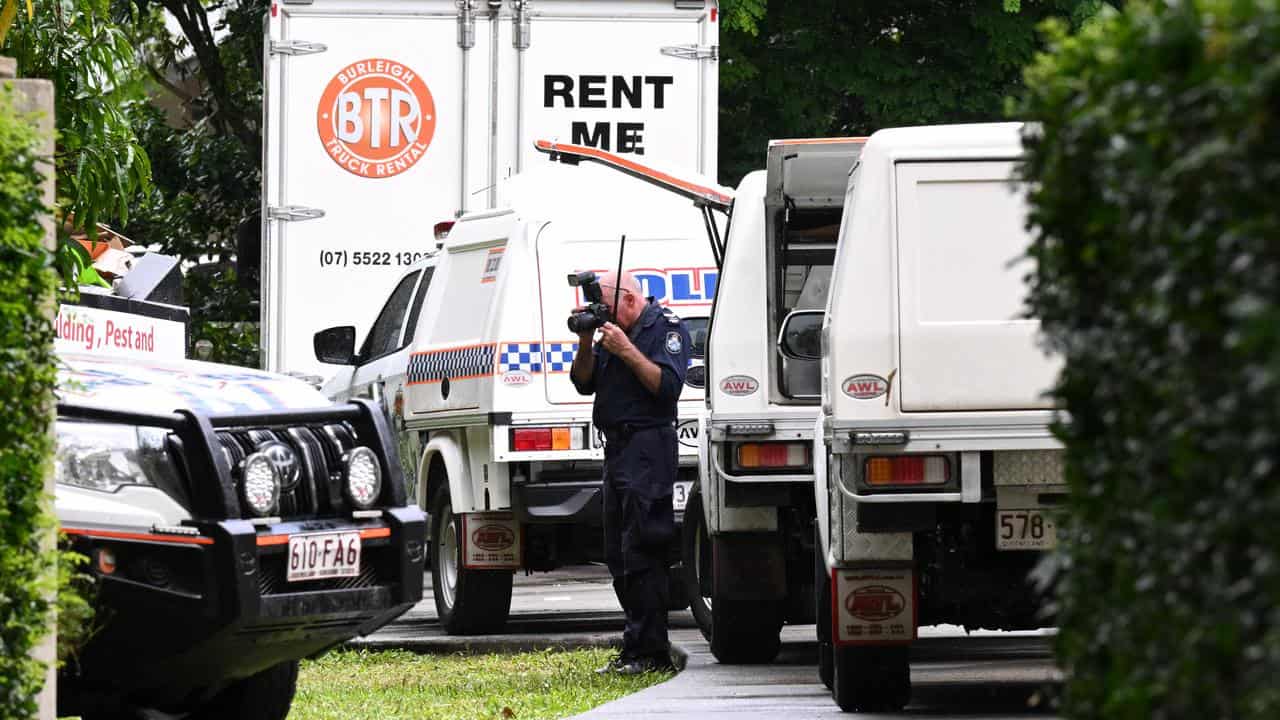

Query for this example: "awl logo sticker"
[842,373,889,400]
[317,58,437,178]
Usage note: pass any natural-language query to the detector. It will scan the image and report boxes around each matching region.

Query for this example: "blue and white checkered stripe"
[545,342,577,373]
[407,344,496,385]
[499,343,543,373]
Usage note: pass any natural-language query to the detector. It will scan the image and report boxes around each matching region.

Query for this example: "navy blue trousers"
[602,425,677,661]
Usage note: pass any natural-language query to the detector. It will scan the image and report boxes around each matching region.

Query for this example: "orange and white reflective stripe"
[532,140,733,210]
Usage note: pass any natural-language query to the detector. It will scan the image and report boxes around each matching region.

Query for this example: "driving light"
[240,452,280,517]
[344,446,382,509]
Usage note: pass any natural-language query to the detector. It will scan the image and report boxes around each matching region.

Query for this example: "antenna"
[612,234,627,321]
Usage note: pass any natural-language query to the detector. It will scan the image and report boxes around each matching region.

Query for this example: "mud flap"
[712,532,787,601]
[833,567,917,645]
[460,512,522,570]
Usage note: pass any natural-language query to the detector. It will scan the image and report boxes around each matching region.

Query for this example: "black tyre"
[709,595,783,664]
[431,484,513,635]
[831,645,911,712]
[681,491,713,640]
[189,660,299,720]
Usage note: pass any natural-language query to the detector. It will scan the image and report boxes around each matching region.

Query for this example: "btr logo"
[471,525,515,552]
[316,58,437,179]
[845,585,906,622]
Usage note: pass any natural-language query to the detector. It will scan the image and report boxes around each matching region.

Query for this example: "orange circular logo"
[316,58,437,179]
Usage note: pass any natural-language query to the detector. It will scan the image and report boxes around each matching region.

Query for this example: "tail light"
[510,425,587,452]
[731,442,811,472]
[433,221,455,241]
[864,455,950,487]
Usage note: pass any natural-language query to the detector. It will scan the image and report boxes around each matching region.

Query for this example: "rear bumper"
[516,481,694,531]
[60,506,425,713]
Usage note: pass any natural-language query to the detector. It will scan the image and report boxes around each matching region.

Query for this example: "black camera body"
[566,271,612,334]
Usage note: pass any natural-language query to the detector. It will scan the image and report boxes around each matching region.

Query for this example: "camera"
[566,271,612,333]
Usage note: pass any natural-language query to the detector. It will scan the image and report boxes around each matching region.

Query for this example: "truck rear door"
[263,2,470,379]
[507,1,718,185]
[894,161,1059,412]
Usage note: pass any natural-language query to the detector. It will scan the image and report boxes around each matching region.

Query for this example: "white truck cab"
[315,150,726,633]
[801,123,1065,712]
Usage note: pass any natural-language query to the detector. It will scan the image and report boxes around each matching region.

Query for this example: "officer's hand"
[598,322,635,357]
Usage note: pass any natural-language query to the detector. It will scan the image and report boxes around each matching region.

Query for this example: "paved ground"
[357,566,1061,719]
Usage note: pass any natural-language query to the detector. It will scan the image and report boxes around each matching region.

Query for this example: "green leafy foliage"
[718,0,1109,183]
[2,0,151,244]
[121,0,265,366]
[1019,2,1280,716]
[0,83,57,720]
[56,547,100,668]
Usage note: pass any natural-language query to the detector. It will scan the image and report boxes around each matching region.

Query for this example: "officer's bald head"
[598,270,646,330]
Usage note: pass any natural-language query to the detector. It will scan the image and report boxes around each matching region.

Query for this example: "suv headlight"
[55,421,177,493]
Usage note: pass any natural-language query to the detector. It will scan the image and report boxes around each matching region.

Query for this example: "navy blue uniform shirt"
[571,298,692,432]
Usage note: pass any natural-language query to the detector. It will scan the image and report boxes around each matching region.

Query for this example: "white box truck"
[261,0,719,381]
[313,149,729,633]
[796,123,1065,712]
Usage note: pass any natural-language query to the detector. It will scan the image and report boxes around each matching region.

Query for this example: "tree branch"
[156,0,259,153]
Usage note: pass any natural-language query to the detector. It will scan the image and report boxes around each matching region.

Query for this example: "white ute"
[684,138,866,662]
[800,123,1066,712]
[315,148,727,633]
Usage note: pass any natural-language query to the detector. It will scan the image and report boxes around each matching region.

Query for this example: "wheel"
[681,491,713,640]
[189,660,299,720]
[431,484,513,635]
[831,645,911,712]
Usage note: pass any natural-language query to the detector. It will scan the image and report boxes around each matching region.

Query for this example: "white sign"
[55,304,185,361]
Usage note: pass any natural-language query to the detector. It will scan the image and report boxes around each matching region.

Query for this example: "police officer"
[571,270,691,674]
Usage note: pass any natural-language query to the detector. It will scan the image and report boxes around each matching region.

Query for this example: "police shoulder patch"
[665,331,683,355]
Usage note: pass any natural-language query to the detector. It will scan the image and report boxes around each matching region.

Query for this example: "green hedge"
[1020,2,1280,717]
[0,84,57,718]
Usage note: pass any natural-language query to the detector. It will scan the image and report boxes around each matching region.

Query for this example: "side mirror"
[314,326,357,365]
[777,310,824,361]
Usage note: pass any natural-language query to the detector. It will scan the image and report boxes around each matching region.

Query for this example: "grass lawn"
[289,647,673,720]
